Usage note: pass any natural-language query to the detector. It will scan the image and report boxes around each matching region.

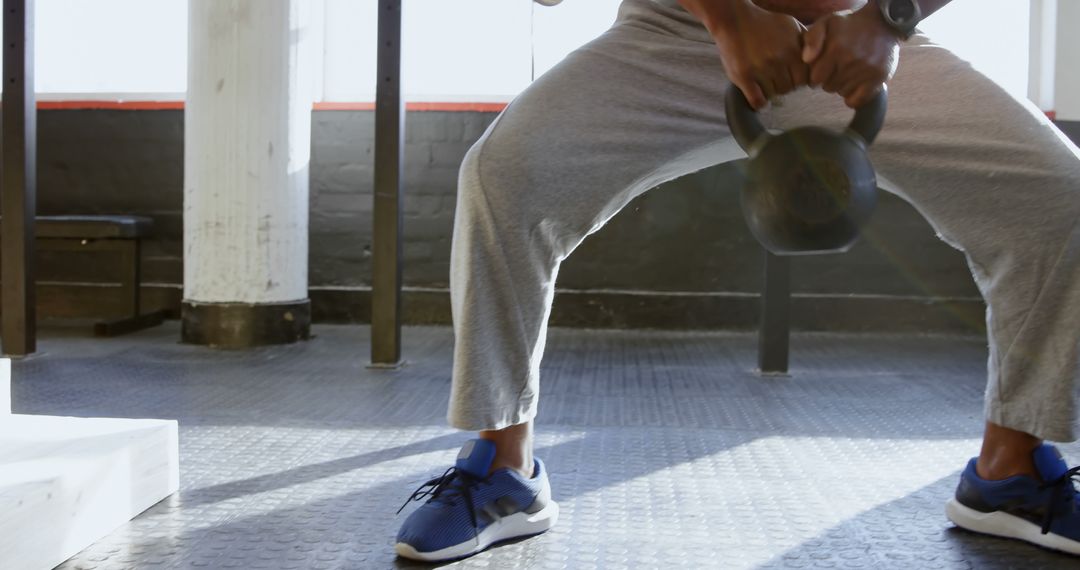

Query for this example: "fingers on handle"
[801,23,827,64]
[846,82,884,109]
[734,74,768,110]
[790,63,810,91]
[838,73,867,101]
[739,79,767,110]
[809,59,834,89]
[772,71,794,97]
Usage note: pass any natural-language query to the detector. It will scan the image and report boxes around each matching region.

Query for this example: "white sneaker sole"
[395,500,560,562]
[946,498,1080,556]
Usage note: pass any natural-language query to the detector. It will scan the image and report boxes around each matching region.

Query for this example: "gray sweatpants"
[447,0,1080,441]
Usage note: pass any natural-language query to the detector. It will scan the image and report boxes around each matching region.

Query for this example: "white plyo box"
[0,360,180,570]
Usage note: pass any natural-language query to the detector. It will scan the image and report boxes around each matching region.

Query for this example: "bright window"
[31,0,1035,103]
[36,0,187,98]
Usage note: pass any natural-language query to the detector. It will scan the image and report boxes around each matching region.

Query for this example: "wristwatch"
[877,0,922,40]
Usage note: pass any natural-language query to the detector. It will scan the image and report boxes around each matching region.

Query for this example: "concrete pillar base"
[181,300,310,348]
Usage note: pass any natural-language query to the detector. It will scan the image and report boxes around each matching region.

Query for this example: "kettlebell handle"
[724,85,888,154]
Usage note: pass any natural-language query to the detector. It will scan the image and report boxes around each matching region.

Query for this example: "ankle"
[490,457,534,478]
[977,453,1039,481]
[479,421,534,478]
[976,422,1042,481]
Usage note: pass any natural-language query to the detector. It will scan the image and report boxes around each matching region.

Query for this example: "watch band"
[878,0,922,40]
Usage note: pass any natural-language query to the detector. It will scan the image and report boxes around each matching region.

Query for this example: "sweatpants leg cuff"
[986,399,1077,442]
[447,399,539,432]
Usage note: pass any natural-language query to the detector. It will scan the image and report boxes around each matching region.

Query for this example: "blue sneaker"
[946,444,1080,555]
[394,439,559,562]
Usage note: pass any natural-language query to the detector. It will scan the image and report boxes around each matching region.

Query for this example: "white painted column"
[1053,0,1080,121]
[1028,0,1057,113]
[1029,0,1080,122]
[184,0,315,347]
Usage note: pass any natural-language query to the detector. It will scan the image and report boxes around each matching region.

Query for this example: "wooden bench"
[4,215,166,336]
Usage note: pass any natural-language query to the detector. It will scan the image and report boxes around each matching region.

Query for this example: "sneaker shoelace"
[397,467,485,535]
[1037,465,1080,535]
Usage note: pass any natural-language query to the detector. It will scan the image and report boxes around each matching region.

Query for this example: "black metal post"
[2,0,36,356]
[758,249,790,374]
[370,0,403,367]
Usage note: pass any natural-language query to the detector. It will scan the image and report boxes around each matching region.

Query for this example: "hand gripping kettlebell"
[725,86,887,255]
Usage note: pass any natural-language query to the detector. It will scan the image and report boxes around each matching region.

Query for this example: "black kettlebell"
[725,85,887,255]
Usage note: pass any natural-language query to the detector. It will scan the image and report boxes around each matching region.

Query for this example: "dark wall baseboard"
[16,283,987,335]
[309,287,987,335]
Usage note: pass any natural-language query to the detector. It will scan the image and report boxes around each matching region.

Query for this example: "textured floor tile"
[8,323,1077,569]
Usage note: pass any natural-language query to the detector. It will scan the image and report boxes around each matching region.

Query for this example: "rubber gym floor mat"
[11,322,1079,569]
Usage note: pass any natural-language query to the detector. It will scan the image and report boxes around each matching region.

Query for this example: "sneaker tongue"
[1033,444,1068,481]
[455,439,496,479]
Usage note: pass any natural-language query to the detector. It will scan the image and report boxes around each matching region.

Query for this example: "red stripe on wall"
[37,100,509,112]
[31,100,1060,122]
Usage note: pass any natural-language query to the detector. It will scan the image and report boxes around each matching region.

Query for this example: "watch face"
[888,0,917,23]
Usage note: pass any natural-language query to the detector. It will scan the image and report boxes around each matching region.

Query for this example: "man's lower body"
[395,0,1080,561]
